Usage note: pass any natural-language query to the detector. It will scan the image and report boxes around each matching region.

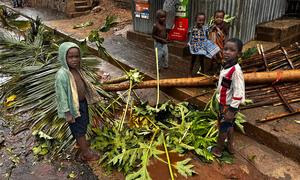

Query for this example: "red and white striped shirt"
[216,64,245,109]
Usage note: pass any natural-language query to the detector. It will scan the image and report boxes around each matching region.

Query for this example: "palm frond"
[0,17,123,155]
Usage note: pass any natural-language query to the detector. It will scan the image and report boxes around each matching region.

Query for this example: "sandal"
[211,147,222,158]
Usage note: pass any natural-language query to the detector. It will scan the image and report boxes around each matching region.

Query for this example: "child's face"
[196,15,205,27]
[223,41,241,62]
[158,14,166,24]
[66,48,80,69]
[214,12,224,25]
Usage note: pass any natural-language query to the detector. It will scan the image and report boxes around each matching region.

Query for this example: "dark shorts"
[219,104,236,133]
[69,99,89,138]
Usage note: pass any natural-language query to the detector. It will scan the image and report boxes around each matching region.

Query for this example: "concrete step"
[75,5,91,12]
[243,40,280,53]
[242,104,300,163]
[256,19,300,46]
[234,132,300,179]
[74,1,88,6]
[127,30,190,58]
[69,11,90,18]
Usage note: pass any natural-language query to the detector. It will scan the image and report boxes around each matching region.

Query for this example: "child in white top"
[212,38,245,157]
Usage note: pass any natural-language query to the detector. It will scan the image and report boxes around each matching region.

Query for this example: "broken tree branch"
[100,70,300,91]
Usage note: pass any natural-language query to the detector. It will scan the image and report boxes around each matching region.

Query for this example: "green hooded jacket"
[55,42,100,119]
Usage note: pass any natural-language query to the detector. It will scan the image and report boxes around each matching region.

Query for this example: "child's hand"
[65,112,75,124]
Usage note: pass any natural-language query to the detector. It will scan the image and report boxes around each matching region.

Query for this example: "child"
[55,42,101,161]
[212,38,245,157]
[12,0,23,8]
[152,10,169,70]
[188,13,220,77]
[209,10,230,62]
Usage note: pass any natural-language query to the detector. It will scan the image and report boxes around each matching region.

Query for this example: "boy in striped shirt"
[212,38,245,157]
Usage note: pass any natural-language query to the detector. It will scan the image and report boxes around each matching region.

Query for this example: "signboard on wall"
[169,0,189,41]
[176,0,189,18]
[135,0,150,19]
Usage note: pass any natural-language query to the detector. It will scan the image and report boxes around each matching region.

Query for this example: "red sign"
[168,18,189,41]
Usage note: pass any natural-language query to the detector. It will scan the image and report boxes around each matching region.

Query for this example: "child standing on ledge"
[188,13,220,77]
[152,10,169,70]
[55,42,101,161]
[212,38,245,157]
[210,10,230,63]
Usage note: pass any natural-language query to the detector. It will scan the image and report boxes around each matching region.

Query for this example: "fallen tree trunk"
[101,70,300,92]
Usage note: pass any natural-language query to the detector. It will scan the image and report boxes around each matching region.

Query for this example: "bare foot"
[80,150,100,162]
[227,145,235,155]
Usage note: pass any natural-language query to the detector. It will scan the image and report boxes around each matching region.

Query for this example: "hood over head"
[58,42,81,70]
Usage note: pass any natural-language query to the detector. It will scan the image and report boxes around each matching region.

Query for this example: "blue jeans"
[154,41,169,69]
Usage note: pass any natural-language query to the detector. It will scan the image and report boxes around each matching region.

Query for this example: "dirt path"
[46,0,132,39]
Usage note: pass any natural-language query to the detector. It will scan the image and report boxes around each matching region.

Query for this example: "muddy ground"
[0,116,98,180]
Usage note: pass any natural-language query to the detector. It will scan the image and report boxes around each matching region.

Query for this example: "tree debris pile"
[241,43,300,110]
[0,6,246,180]
[91,99,246,179]
[0,9,122,155]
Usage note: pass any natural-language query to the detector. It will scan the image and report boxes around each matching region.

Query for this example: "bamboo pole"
[258,109,300,123]
[100,70,300,92]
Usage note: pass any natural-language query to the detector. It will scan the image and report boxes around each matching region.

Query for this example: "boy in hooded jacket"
[55,42,100,161]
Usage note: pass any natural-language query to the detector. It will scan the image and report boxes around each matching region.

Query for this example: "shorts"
[218,104,237,133]
[69,99,89,138]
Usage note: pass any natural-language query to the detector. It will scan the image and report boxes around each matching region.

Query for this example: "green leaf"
[68,171,77,179]
[174,158,196,178]
[73,21,93,29]
[38,131,53,140]
[219,151,234,164]
[32,146,41,155]
[100,15,118,32]
[39,148,49,155]
[88,30,104,43]
[9,20,31,31]
[178,142,195,151]
[195,148,214,161]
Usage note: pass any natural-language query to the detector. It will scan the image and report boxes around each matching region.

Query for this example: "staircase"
[69,0,92,17]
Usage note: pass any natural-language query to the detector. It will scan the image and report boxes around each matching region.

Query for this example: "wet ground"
[0,0,66,21]
[0,116,98,180]
[147,150,269,180]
